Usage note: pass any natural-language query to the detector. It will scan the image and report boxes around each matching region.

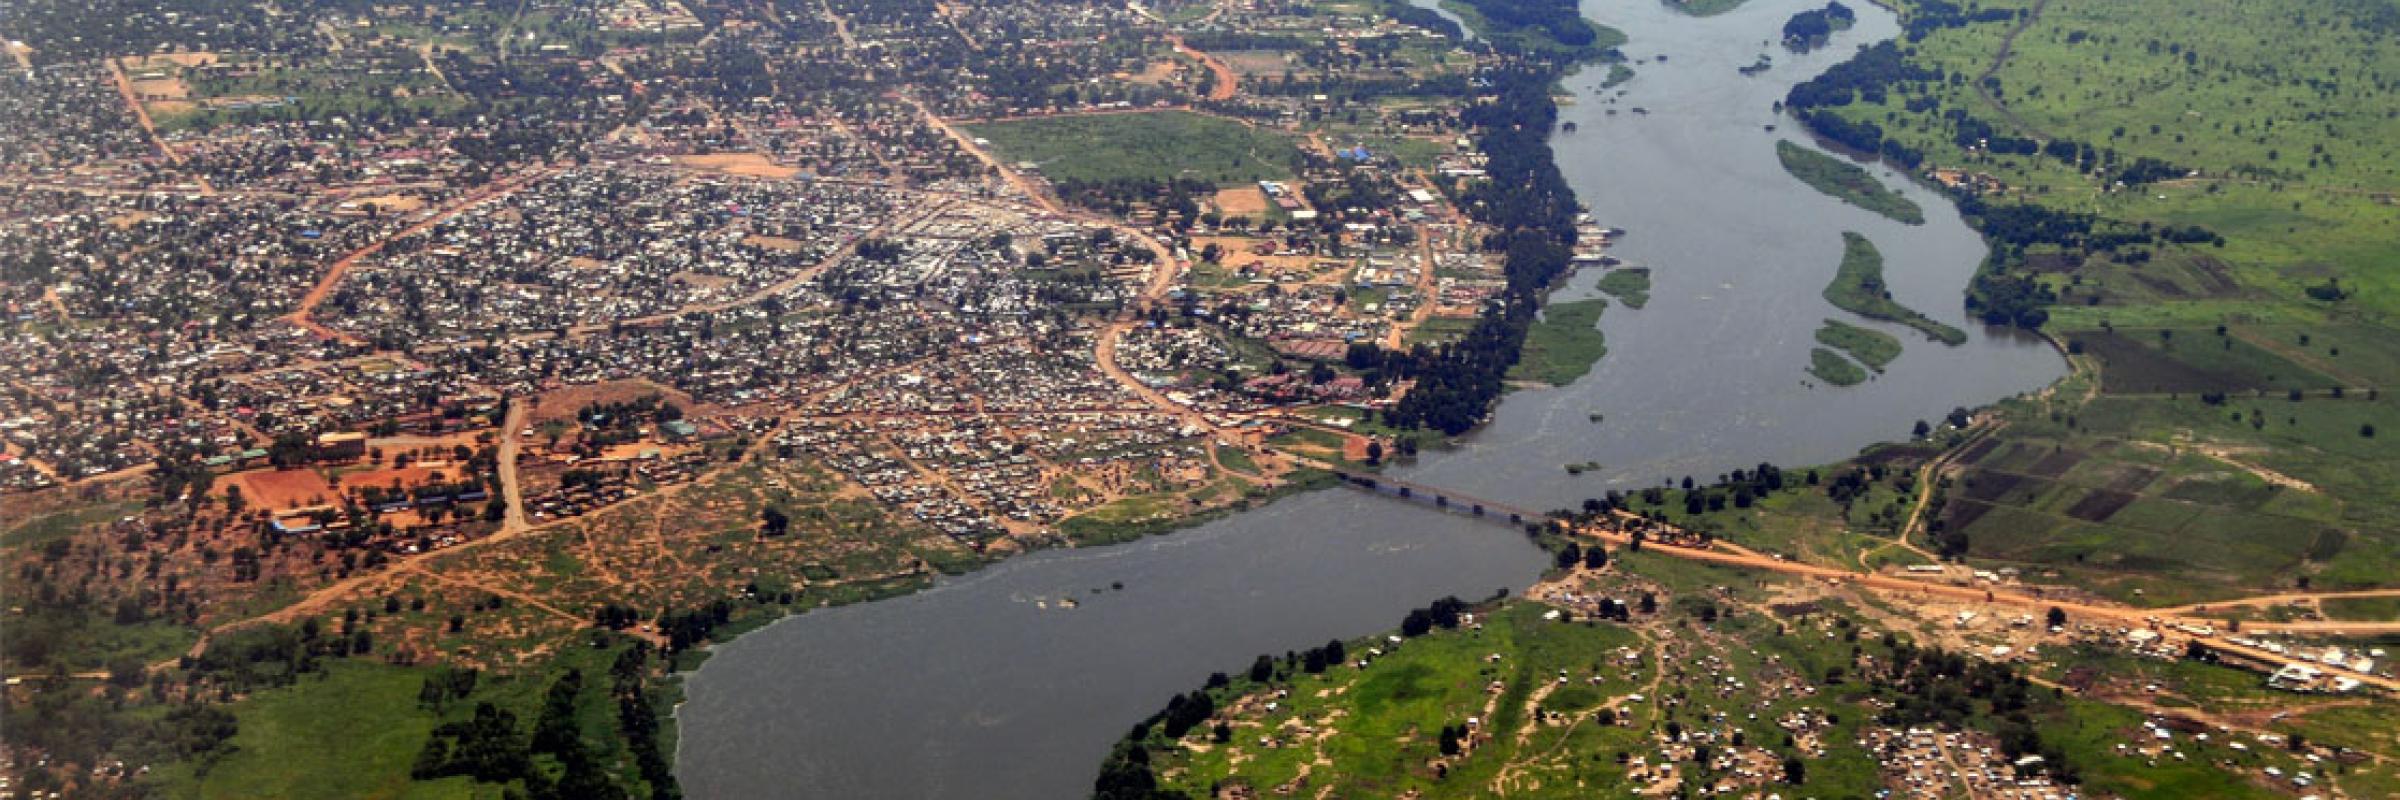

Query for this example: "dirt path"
[2175,442,2319,493]
[1555,520,2400,692]
[286,165,558,343]
[496,397,532,533]
[933,2,983,50]
[1876,418,2001,568]
[1168,33,1239,102]
[1972,0,2051,141]
[105,57,214,195]
[818,0,859,50]
[417,44,456,94]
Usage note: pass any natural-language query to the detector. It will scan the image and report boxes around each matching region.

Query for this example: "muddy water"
[675,1,2062,797]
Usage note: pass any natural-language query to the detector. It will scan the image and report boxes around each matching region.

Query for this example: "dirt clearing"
[672,153,798,178]
[222,468,336,510]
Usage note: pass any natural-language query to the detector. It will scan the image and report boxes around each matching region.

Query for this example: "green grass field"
[1776,141,1925,224]
[1814,318,1903,371]
[145,662,475,799]
[1508,298,1608,385]
[1823,232,1968,345]
[966,111,1299,185]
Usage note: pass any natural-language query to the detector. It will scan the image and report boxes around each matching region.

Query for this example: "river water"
[674,1,2063,797]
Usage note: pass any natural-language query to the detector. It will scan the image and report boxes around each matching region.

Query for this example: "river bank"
[672,1,2065,796]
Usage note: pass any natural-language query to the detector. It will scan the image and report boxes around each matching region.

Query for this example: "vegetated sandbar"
[1814,318,1901,371]
[1776,140,1923,225]
[1823,232,1965,345]
[1808,345,1869,386]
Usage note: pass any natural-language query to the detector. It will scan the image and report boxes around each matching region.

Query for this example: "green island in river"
[1775,140,1926,225]
[1823,232,1968,345]
[1807,345,1871,386]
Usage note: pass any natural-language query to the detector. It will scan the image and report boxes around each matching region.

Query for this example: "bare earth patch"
[672,153,799,178]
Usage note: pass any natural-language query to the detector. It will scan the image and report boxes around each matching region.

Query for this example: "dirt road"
[286,165,559,343]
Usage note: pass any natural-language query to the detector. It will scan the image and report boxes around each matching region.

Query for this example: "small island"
[1593,267,1651,308]
[1779,1,1856,53]
[1776,141,1925,225]
[1823,232,1967,345]
[1808,346,1870,386]
[1814,318,1903,371]
[1509,299,1610,386]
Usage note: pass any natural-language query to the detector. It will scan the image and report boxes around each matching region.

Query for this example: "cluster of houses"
[1864,726,2080,799]
[325,166,897,341]
[0,64,162,179]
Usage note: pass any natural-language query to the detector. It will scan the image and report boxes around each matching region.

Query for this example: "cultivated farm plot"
[2073,329,2337,395]
[1941,428,2381,604]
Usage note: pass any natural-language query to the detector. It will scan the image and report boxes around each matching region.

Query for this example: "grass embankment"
[1808,347,1870,386]
[1594,268,1650,308]
[964,111,1298,185]
[1775,141,1924,225]
[1507,298,1607,386]
[1823,232,1966,345]
[1815,318,1902,370]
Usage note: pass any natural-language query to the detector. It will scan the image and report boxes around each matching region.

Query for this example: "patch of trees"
[1782,2,1856,50]
[611,646,680,799]
[1965,271,2056,328]
[657,599,736,653]
[412,702,533,784]
[1092,741,1187,800]
[1785,41,1941,111]
[1454,0,1604,48]
[418,667,482,712]
[1053,177,1211,229]
[1383,66,1583,434]
[411,663,661,799]
[1399,595,1471,637]
[1793,109,1926,168]
[1901,0,2024,42]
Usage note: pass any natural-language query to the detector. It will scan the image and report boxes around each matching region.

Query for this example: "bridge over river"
[1324,469,1551,527]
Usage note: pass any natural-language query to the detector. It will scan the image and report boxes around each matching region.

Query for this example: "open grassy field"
[965,111,1300,186]
[1822,0,2400,326]
[1823,232,1968,345]
[145,662,476,800]
[1508,298,1608,386]
[1776,141,1924,224]
[1814,318,1903,371]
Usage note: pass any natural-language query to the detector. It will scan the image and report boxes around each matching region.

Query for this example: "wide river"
[674,0,2065,797]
